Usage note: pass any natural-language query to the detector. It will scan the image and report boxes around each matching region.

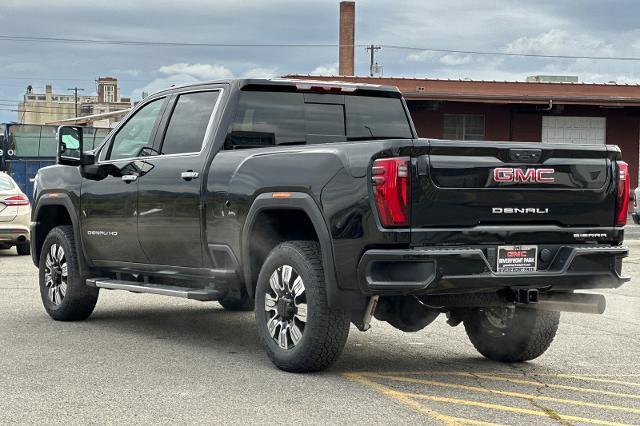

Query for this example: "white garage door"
[542,116,606,145]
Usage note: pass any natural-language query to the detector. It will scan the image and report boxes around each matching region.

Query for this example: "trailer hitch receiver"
[513,288,539,304]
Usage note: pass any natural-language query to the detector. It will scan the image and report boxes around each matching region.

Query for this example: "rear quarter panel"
[204,139,414,291]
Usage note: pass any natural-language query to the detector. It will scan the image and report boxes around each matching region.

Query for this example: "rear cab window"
[225,89,412,149]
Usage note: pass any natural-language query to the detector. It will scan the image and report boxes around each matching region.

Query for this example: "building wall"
[407,101,640,188]
[18,78,131,126]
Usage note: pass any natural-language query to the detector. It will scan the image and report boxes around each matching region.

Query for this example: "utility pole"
[365,44,381,77]
[67,87,85,118]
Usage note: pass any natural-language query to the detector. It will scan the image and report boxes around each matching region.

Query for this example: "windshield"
[226,91,412,149]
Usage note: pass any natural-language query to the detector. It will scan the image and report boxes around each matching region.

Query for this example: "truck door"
[136,89,223,268]
[81,97,167,263]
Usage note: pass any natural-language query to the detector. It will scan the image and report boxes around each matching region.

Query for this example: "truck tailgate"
[412,140,617,229]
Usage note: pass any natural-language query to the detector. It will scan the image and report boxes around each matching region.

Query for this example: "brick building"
[288,74,640,190]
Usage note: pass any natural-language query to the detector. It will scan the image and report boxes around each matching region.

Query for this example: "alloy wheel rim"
[264,265,307,350]
[44,243,67,305]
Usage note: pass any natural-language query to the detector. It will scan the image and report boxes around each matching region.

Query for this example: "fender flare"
[241,192,342,304]
[31,194,90,275]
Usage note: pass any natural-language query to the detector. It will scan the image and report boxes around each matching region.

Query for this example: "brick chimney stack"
[339,1,355,76]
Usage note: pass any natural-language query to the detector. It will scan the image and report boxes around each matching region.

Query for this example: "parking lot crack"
[529,400,574,426]
[514,369,574,426]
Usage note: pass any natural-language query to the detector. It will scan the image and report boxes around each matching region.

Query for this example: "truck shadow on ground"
[0,248,18,257]
[72,305,640,423]
[85,303,542,374]
[88,304,264,353]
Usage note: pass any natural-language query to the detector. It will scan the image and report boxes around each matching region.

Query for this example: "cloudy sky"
[1,0,640,122]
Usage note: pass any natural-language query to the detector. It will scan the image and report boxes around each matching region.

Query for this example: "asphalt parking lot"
[1,241,639,425]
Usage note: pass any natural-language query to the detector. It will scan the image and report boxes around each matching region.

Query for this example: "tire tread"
[464,308,559,362]
[39,225,98,321]
[256,241,350,372]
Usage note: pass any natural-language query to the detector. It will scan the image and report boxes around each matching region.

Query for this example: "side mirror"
[57,126,83,166]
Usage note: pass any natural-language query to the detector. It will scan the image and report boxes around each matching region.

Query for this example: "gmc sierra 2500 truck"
[31,78,630,372]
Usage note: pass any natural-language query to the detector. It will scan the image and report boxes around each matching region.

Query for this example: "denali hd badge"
[493,168,555,183]
[87,230,118,236]
[492,207,549,214]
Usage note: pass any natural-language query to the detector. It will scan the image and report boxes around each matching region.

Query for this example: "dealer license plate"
[496,245,538,273]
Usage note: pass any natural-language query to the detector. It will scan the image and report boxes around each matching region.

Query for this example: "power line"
[0,35,339,48]
[0,76,147,82]
[380,44,640,62]
[0,103,86,110]
[1,34,640,62]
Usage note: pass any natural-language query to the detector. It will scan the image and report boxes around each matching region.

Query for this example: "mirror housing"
[57,125,83,166]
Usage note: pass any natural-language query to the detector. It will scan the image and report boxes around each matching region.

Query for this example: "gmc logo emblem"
[493,168,555,183]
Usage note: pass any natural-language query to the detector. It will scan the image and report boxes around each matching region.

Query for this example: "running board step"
[86,278,223,301]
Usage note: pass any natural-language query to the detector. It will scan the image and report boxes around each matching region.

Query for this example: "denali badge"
[493,168,555,183]
[492,207,549,214]
[573,233,607,239]
[87,230,118,236]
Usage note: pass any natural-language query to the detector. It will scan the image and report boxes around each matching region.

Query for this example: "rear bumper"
[357,244,629,295]
[0,224,30,244]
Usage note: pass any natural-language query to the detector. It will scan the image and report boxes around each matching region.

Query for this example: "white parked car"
[633,187,640,224]
[0,172,31,255]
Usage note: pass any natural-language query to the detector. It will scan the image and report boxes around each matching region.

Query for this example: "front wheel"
[255,241,350,372]
[463,307,559,362]
[39,226,99,321]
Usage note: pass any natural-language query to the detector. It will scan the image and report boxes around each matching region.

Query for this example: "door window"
[160,91,220,155]
[108,98,165,160]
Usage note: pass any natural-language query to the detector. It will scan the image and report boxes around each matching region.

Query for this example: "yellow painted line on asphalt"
[405,392,632,426]
[534,374,640,388]
[364,373,640,415]
[444,372,640,401]
[343,373,500,426]
[355,371,640,379]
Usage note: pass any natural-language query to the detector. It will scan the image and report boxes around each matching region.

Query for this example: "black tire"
[39,226,99,321]
[255,241,350,372]
[463,307,560,362]
[17,242,30,255]
[633,215,640,225]
[0,243,11,250]
[219,288,254,311]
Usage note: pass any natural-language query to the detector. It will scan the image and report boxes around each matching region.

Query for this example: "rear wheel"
[39,226,99,321]
[17,242,30,255]
[0,244,11,250]
[463,307,559,362]
[255,241,350,372]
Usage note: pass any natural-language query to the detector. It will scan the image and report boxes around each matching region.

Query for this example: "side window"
[226,92,305,149]
[108,98,165,160]
[160,91,220,155]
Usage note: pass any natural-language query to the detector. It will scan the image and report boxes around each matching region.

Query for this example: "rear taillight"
[615,161,630,226]
[372,157,410,227]
[2,194,30,206]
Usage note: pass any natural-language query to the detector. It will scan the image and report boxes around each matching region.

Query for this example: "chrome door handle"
[121,174,138,183]
[181,171,199,181]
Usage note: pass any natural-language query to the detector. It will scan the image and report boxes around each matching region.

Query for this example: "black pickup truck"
[31,78,630,372]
